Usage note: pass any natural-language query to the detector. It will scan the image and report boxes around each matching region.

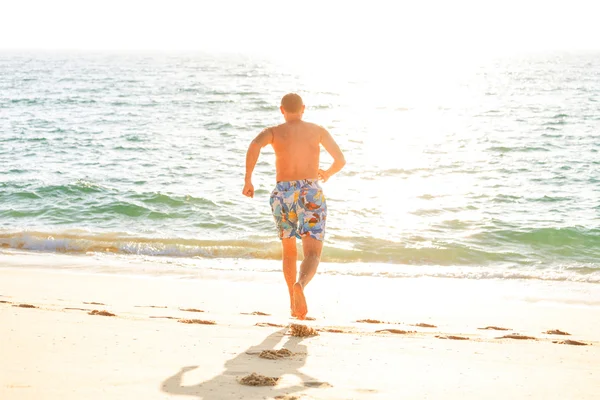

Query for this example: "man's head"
[280,93,305,121]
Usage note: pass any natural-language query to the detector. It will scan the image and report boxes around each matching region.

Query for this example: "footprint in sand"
[88,310,116,317]
[544,329,570,335]
[255,322,286,328]
[356,319,384,324]
[553,339,588,346]
[13,304,37,309]
[436,335,470,340]
[376,329,413,335]
[498,334,537,340]
[178,319,216,325]
[478,326,510,331]
[412,323,437,328]
[241,311,271,316]
[303,381,333,388]
[319,328,346,333]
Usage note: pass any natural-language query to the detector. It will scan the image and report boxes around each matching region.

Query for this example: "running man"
[242,93,346,320]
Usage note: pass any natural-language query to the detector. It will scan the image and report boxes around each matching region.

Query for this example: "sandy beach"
[1,251,599,400]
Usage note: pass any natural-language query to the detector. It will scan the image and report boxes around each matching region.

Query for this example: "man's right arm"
[319,127,346,182]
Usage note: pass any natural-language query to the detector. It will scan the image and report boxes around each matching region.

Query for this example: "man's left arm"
[242,128,273,198]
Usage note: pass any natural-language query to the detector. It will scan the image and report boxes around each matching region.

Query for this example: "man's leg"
[281,237,298,316]
[293,236,324,320]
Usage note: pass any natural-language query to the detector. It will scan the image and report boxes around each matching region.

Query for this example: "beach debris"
[180,308,204,313]
[242,311,271,316]
[239,373,280,386]
[305,317,316,321]
[356,319,384,324]
[84,302,105,306]
[413,323,437,328]
[0,300,12,304]
[553,340,588,346]
[376,329,412,335]
[275,396,302,400]
[63,307,90,311]
[498,334,537,340]
[259,349,293,360]
[544,329,570,336]
[255,322,286,328]
[13,304,37,309]
[290,324,319,337]
[178,319,215,325]
[88,310,116,317]
[478,326,510,331]
[149,316,178,319]
[436,335,470,340]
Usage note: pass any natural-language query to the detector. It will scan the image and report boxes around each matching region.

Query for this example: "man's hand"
[242,181,255,198]
[318,169,331,183]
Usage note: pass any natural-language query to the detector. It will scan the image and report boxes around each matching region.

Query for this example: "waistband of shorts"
[275,179,319,191]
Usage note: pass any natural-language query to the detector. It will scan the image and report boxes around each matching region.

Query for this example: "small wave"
[4,191,42,200]
[10,98,43,105]
[543,120,567,126]
[492,194,521,203]
[0,231,282,259]
[36,180,107,196]
[1,231,598,283]
[530,195,571,203]
[131,192,216,208]
[488,146,550,153]
[204,121,235,130]
[470,226,600,252]
[90,201,152,218]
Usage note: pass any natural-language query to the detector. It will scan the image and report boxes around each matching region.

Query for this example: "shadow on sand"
[161,329,320,399]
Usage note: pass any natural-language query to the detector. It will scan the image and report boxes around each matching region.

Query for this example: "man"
[242,93,346,320]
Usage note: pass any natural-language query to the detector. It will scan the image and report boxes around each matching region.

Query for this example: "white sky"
[1,0,599,58]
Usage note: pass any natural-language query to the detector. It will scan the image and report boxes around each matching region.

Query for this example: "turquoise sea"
[1,51,599,282]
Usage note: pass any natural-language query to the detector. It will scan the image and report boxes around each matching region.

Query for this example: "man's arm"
[242,128,273,198]
[318,127,346,182]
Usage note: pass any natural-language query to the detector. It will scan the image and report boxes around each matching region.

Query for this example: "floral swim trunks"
[269,179,327,241]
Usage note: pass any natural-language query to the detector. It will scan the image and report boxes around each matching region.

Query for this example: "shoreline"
[2,247,599,284]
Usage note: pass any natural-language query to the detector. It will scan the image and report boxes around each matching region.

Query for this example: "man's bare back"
[244,120,345,192]
[271,121,321,182]
[242,93,345,320]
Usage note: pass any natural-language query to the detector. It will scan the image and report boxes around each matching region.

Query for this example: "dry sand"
[1,251,600,399]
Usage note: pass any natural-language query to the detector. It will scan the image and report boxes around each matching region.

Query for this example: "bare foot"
[293,283,307,320]
[290,300,298,318]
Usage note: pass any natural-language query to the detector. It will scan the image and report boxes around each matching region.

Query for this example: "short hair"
[281,93,304,113]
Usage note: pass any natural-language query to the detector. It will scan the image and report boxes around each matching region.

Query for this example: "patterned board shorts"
[269,179,327,241]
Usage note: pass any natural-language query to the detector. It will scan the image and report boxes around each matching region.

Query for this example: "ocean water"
[1,51,599,282]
